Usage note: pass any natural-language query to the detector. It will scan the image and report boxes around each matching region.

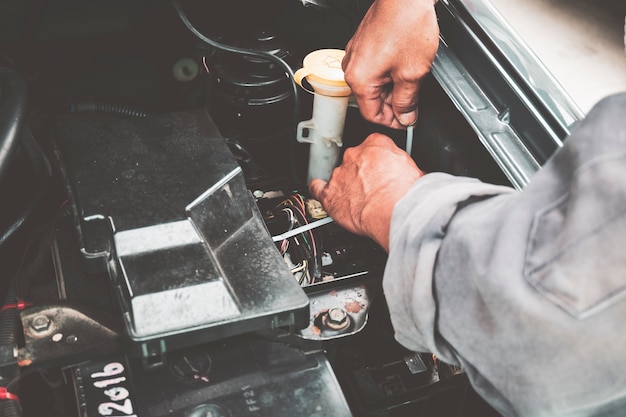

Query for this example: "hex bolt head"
[325,307,350,330]
[31,315,51,332]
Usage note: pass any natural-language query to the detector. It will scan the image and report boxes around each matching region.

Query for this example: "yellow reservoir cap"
[294,49,351,97]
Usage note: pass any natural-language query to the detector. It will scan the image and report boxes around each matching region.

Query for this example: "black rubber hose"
[0,400,22,417]
[0,288,20,416]
[0,278,24,417]
[0,288,18,346]
[0,69,28,417]
[0,68,27,182]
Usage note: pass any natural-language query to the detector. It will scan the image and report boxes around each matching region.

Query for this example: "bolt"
[325,307,349,330]
[66,335,78,344]
[31,315,50,332]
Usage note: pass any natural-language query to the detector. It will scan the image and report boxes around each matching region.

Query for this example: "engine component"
[305,198,328,219]
[53,110,310,365]
[300,281,371,340]
[295,49,352,183]
[205,30,295,141]
[73,336,354,417]
[172,57,199,82]
[19,303,122,370]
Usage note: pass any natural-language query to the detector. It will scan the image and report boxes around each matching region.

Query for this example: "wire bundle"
[272,194,322,285]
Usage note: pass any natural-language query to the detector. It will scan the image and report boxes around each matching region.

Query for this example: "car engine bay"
[0,0,581,416]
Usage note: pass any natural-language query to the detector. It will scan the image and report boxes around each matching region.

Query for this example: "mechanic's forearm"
[384,93,626,417]
[383,173,514,356]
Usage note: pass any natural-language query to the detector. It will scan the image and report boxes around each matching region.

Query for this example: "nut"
[31,315,51,332]
[325,307,349,330]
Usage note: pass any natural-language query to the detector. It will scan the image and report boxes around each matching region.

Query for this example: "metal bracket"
[19,303,123,370]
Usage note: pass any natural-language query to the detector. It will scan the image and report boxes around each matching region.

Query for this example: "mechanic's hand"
[343,0,439,129]
[309,133,424,251]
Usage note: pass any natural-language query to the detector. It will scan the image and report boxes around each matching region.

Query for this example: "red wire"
[288,203,317,258]
[275,195,319,262]
[0,301,32,312]
[0,387,19,402]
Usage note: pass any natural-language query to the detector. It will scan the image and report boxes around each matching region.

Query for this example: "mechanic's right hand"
[309,133,424,251]
[342,0,439,129]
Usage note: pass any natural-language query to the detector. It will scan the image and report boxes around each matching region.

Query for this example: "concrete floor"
[488,0,626,114]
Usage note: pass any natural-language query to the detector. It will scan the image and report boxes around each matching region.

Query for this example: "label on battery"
[73,355,137,417]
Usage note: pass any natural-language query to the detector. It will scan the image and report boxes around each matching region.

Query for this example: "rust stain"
[345,301,361,313]
[311,326,321,335]
[18,359,33,367]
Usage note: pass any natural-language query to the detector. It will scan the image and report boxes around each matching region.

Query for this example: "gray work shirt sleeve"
[383,92,626,417]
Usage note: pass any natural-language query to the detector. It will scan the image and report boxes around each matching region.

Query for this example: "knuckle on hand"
[342,146,357,161]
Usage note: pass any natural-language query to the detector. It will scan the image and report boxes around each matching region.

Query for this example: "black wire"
[301,0,357,27]
[0,124,53,250]
[0,68,52,250]
[0,177,49,250]
[14,226,56,300]
[20,127,51,178]
[0,68,27,182]
[171,0,301,132]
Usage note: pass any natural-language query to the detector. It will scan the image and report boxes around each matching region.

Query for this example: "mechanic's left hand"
[309,133,424,251]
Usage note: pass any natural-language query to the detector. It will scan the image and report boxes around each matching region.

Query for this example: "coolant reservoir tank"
[294,49,352,184]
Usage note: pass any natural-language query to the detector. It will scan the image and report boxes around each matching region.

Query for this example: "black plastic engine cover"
[53,110,309,361]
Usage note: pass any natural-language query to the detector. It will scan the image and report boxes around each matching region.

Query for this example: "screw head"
[31,315,50,332]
